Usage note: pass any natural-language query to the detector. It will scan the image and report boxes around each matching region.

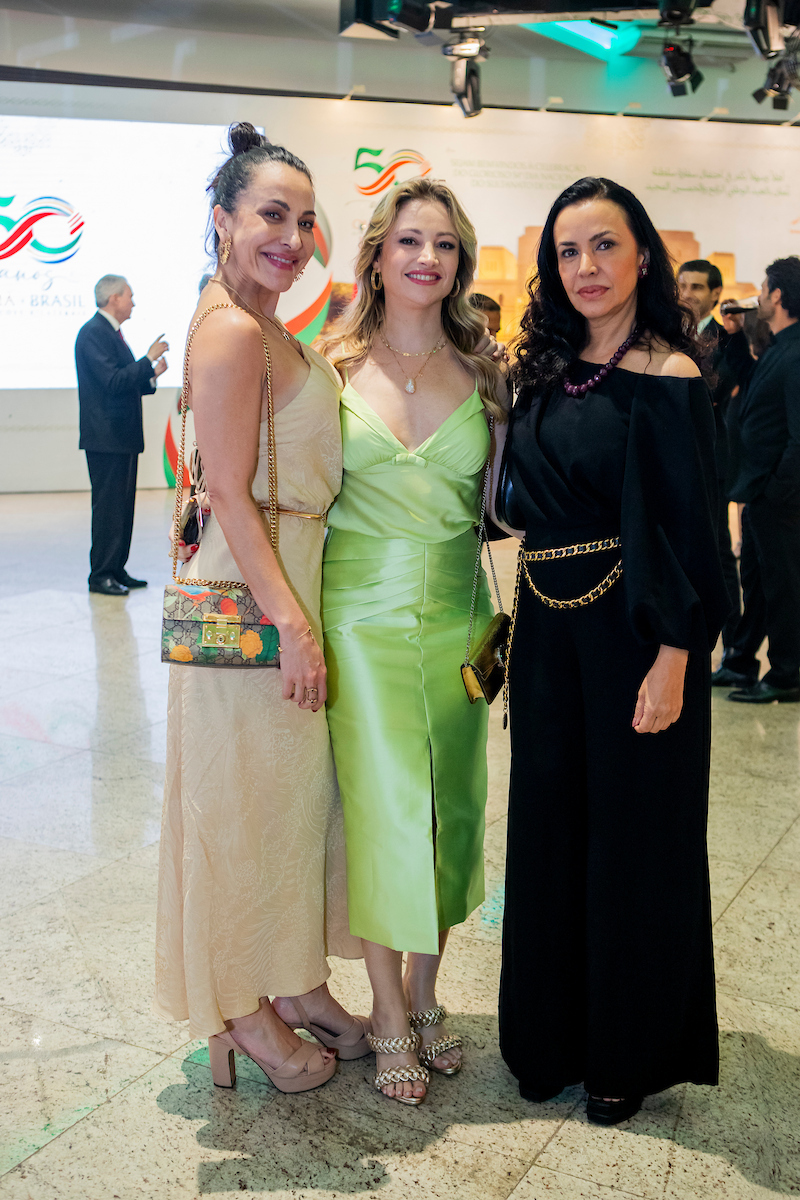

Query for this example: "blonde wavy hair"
[318,177,506,422]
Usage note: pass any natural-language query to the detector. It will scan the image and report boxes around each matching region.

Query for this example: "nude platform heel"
[208,1029,336,1093]
[286,995,372,1060]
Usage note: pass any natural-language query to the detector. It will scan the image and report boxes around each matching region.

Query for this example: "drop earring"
[450,278,461,297]
[294,268,304,283]
[371,268,383,291]
[219,239,231,265]
[638,256,649,279]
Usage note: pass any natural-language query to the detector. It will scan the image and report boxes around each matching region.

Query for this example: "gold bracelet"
[277,624,313,654]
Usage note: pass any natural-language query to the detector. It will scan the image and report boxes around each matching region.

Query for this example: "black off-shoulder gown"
[498,363,731,1100]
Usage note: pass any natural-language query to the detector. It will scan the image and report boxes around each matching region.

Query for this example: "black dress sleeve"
[621,375,731,655]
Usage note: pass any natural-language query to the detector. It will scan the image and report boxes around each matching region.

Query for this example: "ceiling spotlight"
[660,39,704,94]
[442,32,488,60]
[449,58,483,117]
[753,54,797,106]
[442,29,488,118]
[373,0,434,34]
[743,0,786,57]
[658,0,698,23]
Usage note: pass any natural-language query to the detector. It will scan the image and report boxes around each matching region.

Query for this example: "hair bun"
[228,121,268,158]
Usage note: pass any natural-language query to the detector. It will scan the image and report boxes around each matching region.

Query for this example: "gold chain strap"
[170,303,278,589]
[502,543,524,722]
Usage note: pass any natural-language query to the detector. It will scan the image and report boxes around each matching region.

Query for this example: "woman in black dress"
[494,177,730,1126]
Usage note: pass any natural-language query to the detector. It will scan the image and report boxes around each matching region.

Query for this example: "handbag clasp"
[201,613,242,648]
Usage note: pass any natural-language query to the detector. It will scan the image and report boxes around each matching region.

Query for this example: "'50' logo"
[0,194,84,263]
[354,148,431,197]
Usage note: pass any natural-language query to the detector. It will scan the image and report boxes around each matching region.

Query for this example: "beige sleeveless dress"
[154,346,361,1039]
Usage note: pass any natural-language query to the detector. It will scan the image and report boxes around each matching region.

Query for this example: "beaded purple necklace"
[563,326,641,398]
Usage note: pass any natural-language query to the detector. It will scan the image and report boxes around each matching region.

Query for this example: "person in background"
[714,257,800,703]
[469,292,502,337]
[678,260,740,658]
[75,275,168,595]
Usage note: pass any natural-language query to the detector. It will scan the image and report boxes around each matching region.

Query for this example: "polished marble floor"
[0,490,798,1199]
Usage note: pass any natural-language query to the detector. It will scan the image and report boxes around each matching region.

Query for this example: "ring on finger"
[303,687,319,702]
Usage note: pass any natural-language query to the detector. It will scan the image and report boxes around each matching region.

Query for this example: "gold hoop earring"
[219,239,231,265]
[450,278,461,297]
[371,268,382,291]
[294,268,304,283]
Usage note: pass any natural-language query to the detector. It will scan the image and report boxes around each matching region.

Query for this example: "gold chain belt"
[502,537,622,717]
[522,536,622,611]
[258,505,325,520]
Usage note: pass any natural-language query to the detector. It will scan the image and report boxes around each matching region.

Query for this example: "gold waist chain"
[502,537,623,715]
[521,536,623,610]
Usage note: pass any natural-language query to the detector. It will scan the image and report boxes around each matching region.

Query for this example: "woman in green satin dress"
[319,178,507,1106]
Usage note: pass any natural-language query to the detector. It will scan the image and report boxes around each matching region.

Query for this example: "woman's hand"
[632,645,689,734]
[277,624,327,713]
[172,538,199,563]
[474,331,509,366]
[169,500,211,562]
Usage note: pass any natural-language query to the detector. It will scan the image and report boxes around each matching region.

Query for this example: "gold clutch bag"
[461,611,511,705]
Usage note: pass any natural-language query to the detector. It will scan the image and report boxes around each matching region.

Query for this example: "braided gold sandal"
[408,1006,462,1076]
[366,1030,429,1106]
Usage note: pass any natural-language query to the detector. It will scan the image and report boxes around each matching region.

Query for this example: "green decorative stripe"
[296,301,330,346]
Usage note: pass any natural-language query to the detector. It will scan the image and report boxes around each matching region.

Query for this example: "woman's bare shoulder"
[627,336,701,379]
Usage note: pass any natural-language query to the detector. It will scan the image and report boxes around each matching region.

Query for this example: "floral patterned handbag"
[161,304,281,669]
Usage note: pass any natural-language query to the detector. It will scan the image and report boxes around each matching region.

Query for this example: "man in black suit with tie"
[678,259,740,654]
[713,256,800,703]
[76,275,168,595]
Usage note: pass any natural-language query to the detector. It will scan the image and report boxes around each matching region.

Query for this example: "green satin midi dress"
[322,380,494,956]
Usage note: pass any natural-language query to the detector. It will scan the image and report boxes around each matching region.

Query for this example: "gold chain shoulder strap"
[463,418,504,664]
[170,302,278,587]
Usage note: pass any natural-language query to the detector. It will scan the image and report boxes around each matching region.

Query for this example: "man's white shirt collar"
[697,313,714,334]
[98,308,121,332]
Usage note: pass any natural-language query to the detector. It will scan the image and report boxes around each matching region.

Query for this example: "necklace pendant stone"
[405,378,416,394]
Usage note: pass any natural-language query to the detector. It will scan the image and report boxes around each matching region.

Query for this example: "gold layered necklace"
[379,328,447,394]
[214,278,294,345]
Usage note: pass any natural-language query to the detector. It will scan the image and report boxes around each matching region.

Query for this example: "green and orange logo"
[0,194,84,263]
[354,148,431,196]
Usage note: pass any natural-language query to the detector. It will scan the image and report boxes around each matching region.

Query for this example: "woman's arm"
[189,311,326,710]
[487,386,524,539]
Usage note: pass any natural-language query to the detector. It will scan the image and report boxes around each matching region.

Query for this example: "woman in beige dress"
[154,124,366,1094]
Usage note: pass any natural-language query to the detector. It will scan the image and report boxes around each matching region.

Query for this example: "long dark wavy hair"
[513,177,698,394]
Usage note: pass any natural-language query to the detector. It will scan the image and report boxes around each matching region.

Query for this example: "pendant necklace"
[379,329,447,394]
[214,278,294,345]
[563,325,641,397]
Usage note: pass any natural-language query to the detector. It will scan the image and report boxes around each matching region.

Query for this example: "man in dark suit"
[678,259,741,655]
[712,256,800,703]
[76,275,168,595]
